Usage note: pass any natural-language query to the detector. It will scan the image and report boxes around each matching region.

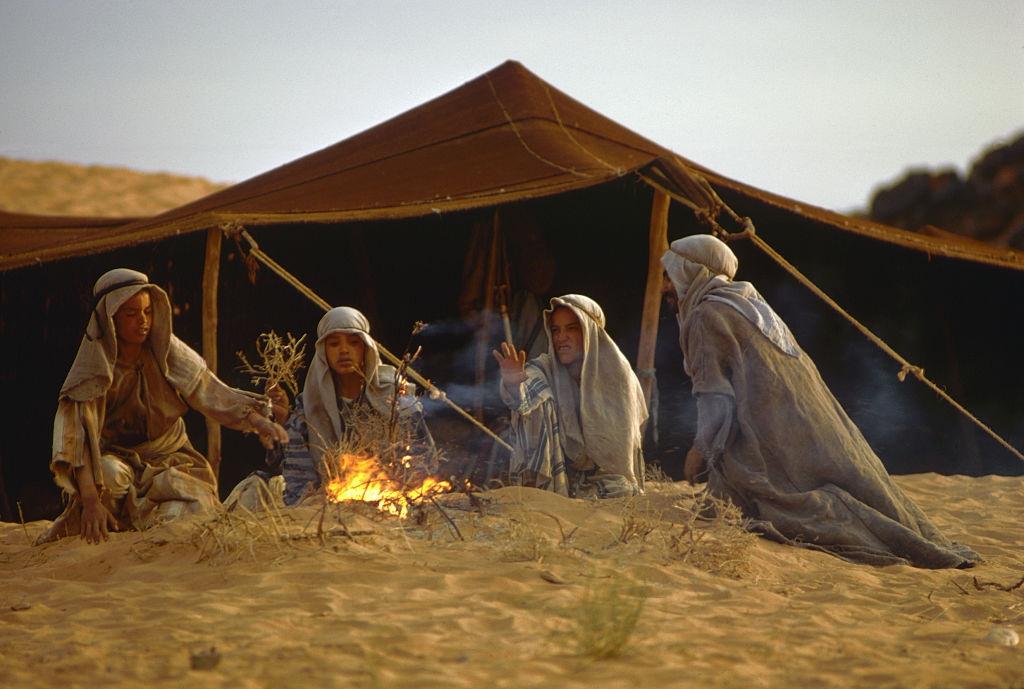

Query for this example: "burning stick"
[236,331,308,396]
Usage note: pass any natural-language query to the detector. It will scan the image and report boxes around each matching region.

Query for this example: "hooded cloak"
[663,235,980,568]
[300,306,418,468]
[41,268,267,542]
[500,294,647,497]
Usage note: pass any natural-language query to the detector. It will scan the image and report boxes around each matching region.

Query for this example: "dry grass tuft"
[496,515,553,562]
[644,462,673,484]
[568,574,647,659]
[189,504,290,564]
[614,498,660,545]
[666,488,757,579]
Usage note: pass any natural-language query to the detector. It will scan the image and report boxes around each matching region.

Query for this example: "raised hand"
[492,341,528,387]
[266,382,290,424]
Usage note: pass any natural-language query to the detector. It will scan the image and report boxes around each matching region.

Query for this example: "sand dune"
[0,157,227,217]
[1,473,1021,688]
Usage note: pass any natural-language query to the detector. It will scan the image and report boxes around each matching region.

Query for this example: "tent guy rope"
[222,223,513,454]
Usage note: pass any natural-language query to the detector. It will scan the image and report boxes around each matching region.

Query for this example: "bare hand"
[492,341,528,386]
[80,495,118,544]
[250,412,289,450]
[266,383,290,424]
[683,446,706,484]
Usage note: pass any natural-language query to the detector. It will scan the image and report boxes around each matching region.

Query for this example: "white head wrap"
[301,307,414,464]
[661,235,798,358]
[537,294,648,489]
[60,268,207,402]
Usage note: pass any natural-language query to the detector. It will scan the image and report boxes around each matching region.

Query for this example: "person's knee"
[98,455,133,499]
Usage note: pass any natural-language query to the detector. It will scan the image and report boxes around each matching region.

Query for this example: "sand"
[0,157,226,217]
[1,473,1021,689]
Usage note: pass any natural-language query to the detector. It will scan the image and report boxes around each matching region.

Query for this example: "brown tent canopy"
[0,211,141,270]
[2,60,1022,272]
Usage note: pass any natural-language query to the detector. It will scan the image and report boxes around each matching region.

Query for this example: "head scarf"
[537,294,648,489]
[661,235,799,360]
[301,307,414,464]
[60,268,207,402]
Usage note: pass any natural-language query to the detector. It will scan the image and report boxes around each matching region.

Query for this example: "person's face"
[114,290,152,345]
[661,272,678,308]
[550,306,584,366]
[323,332,366,377]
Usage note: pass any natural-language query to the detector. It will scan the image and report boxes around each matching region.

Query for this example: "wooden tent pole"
[637,189,670,409]
[202,227,223,480]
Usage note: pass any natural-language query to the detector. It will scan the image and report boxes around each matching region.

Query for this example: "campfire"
[324,452,452,519]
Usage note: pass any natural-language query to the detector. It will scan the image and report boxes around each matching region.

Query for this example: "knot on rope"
[717,217,757,242]
[219,220,246,241]
[221,221,260,284]
[897,364,925,382]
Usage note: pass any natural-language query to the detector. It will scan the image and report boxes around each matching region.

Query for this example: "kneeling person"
[41,268,287,545]
[493,294,647,498]
[662,235,980,568]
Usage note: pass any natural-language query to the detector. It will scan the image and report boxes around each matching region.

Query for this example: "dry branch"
[236,330,307,396]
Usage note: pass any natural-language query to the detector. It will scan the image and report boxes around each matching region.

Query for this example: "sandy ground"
[0,473,1021,689]
[0,157,226,216]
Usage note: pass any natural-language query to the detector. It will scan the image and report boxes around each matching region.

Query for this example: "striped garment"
[500,365,643,499]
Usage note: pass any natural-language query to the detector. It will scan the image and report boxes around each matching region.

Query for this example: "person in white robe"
[493,294,647,498]
[39,268,286,544]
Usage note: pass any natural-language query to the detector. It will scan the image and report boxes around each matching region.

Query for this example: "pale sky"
[1,0,1021,212]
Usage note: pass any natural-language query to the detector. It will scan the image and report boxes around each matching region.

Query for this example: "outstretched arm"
[185,370,288,449]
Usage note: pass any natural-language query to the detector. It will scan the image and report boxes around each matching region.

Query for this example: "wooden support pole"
[202,227,223,481]
[637,189,671,409]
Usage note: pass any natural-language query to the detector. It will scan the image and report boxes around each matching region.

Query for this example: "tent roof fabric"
[2,60,1022,272]
[0,211,141,270]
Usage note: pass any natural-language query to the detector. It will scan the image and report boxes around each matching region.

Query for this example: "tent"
[2,60,1022,521]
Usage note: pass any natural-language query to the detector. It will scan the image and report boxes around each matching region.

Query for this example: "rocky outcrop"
[867,133,1024,249]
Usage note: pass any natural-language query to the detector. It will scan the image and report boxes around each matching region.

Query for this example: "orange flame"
[324,453,451,518]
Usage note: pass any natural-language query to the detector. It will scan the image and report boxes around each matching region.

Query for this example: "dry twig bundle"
[314,396,451,527]
[236,331,308,396]
[667,488,757,578]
